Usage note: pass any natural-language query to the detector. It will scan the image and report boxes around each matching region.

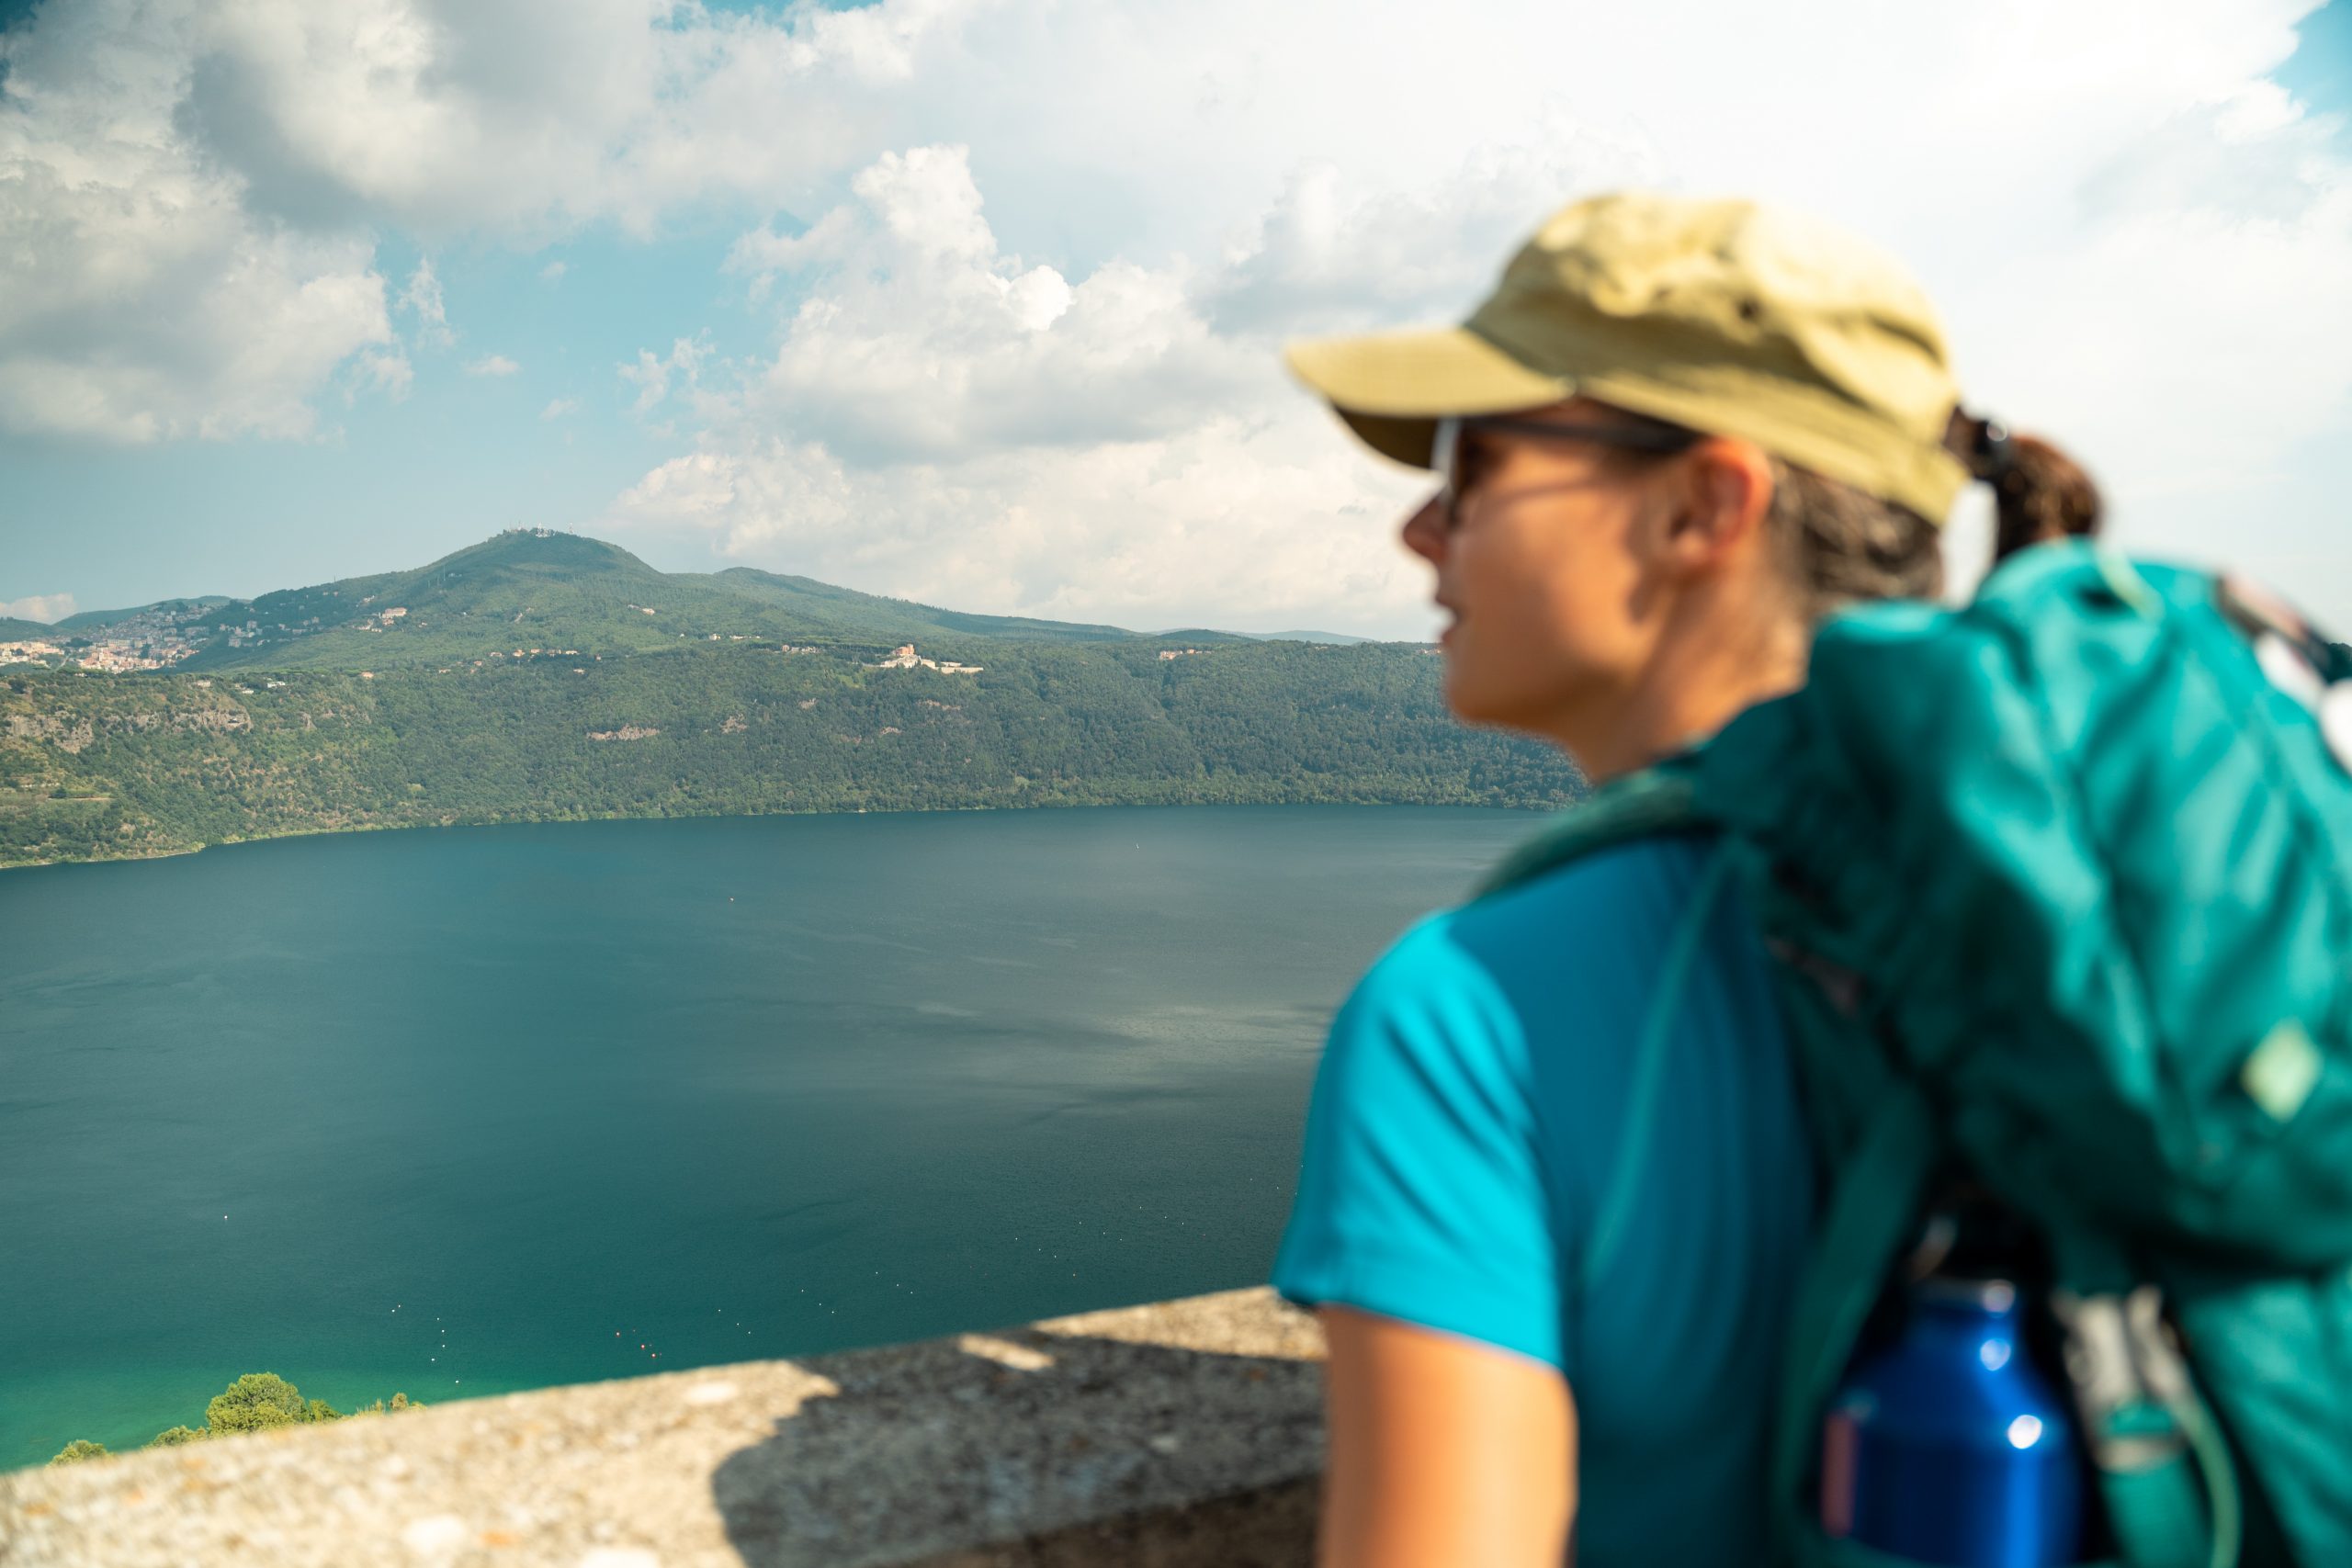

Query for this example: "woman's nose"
[1400,492,1446,564]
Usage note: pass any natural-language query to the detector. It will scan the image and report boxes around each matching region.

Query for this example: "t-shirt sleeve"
[1272,917,1569,1371]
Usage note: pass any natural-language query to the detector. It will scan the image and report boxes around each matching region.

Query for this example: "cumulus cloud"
[618,335,714,419]
[0,592,78,625]
[0,0,974,446]
[400,259,453,346]
[612,411,1427,634]
[617,142,1435,630]
[1206,127,1663,335]
[466,354,521,377]
[724,145,1257,464]
[541,397,581,420]
[355,349,414,403]
[5,0,2347,633]
[1936,76,2352,602]
[610,0,2352,635]
[0,5,393,442]
[168,0,984,239]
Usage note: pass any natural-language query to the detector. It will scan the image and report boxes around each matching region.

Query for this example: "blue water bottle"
[1821,1276,2083,1567]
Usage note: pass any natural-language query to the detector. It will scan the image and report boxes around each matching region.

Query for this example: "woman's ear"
[1662,436,1775,572]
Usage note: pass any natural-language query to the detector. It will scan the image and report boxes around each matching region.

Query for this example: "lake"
[0,806,1542,1467]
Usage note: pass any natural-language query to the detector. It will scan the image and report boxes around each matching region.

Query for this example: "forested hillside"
[1,639,1577,869]
[170,532,1187,671]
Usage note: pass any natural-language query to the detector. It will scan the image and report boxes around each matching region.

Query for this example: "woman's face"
[1401,399,1680,760]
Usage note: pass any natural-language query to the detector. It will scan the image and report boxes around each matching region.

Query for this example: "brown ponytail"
[1951,414,2104,569]
[1602,403,2105,622]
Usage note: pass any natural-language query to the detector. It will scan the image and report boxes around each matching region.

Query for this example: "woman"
[1270,192,2099,1566]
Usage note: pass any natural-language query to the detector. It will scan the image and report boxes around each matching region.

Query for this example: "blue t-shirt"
[1272,837,1813,1566]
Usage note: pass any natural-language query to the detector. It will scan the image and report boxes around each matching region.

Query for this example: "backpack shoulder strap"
[1477,761,1708,900]
[1472,760,1728,1355]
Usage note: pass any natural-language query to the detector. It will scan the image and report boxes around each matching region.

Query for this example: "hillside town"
[0,638,65,667]
[0,602,220,671]
[872,643,984,674]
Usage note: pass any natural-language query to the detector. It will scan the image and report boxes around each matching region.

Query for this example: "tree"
[360,1392,424,1416]
[146,1426,206,1448]
[204,1372,309,1434]
[302,1398,341,1423]
[48,1439,107,1465]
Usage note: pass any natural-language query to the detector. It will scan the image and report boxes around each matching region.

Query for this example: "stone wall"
[0,1288,1326,1568]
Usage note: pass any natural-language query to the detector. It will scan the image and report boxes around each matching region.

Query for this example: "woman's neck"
[1555,601,1812,784]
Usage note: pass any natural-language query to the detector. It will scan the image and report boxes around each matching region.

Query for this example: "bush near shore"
[46,1373,424,1465]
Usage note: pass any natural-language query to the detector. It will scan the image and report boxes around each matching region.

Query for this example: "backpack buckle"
[2050,1285,2191,1473]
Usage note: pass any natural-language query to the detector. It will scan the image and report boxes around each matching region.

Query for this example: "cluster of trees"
[47,1373,424,1466]
[1,637,1581,869]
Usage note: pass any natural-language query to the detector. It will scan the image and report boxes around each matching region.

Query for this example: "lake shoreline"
[0,806,1538,1466]
[0,793,1565,874]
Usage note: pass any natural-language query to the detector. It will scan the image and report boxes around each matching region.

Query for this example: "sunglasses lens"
[1431,418,1462,525]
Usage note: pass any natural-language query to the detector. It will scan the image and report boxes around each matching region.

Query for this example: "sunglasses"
[1430,415,1702,530]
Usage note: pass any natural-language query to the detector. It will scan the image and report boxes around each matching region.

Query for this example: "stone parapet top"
[0,1287,1327,1568]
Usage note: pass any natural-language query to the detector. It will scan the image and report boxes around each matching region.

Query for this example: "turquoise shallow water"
[0,806,1539,1467]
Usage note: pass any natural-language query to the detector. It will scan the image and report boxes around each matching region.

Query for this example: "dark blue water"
[0,806,1539,1466]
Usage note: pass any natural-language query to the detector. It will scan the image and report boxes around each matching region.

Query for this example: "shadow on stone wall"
[0,1288,1325,1566]
[712,1322,1323,1567]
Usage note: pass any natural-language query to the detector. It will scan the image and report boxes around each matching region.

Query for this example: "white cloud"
[616,143,1436,630]
[355,349,415,402]
[4,0,2347,632]
[539,260,568,282]
[618,335,713,419]
[541,397,581,420]
[0,0,975,445]
[0,592,78,625]
[0,5,393,442]
[1206,128,1663,335]
[724,145,1256,465]
[400,259,453,346]
[612,412,1427,634]
[609,0,2352,635]
[466,354,521,377]
[168,0,987,239]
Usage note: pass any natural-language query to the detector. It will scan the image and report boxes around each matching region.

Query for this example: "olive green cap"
[1285,190,1970,523]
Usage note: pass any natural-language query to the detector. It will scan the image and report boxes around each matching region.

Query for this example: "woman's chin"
[1443,663,1562,741]
[1441,661,1508,728]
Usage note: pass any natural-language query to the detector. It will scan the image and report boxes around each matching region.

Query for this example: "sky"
[1,0,2348,639]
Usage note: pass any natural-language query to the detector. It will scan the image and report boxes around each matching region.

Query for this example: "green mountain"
[0,617,61,641]
[175,531,1159,671]
[54,597,232,634]
[1,532,1577,869]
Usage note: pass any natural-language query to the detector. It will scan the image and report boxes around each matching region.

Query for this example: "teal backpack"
[1483,542,2352,1567]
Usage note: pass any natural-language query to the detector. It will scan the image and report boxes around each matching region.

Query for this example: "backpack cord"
[2067,1273,2245,1568]
[1579,843,1732,1298]
[2176,1333,2244,1568]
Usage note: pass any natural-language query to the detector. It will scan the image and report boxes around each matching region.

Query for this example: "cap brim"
[1284,326,1574,468]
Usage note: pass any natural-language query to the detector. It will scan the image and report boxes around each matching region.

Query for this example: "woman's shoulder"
[1341,834,1727,1056]
[1431,832,1724,966]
